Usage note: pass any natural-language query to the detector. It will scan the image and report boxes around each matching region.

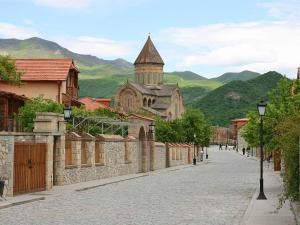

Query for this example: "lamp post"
[149,122,155,140]
[257,101,267,200]
[63,106,72,120]
[193,133,196,165]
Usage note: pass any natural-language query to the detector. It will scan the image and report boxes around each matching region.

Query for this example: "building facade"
[0,59,81,106]
[115,36,184,120]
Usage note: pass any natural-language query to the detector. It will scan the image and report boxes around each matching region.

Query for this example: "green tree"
[0,55,22,85]
[155,108,211,146]
[182,108,211,147]
[242,77,300,201]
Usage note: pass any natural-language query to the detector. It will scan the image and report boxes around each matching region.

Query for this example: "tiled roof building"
[115,36,184,120]
[0,58,80,106]
[79,97,111,111]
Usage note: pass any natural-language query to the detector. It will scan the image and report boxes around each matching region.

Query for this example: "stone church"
[115,36,185,120]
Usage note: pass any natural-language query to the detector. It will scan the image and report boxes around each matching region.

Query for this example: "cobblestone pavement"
[0,147,259,225]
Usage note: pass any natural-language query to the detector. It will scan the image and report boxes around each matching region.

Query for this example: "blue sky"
[0,0,300,78]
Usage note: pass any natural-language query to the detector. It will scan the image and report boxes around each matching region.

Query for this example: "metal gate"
[13,143,47,195]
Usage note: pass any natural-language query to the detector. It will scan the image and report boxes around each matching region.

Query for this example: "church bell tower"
[134,36,164,86]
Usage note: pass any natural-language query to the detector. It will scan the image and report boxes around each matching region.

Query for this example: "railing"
[0,115,23,132]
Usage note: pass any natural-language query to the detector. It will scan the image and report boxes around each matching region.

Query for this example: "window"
[81,141,88,165]
[65,140,73,166]
[124,141,131,162]
[95,142,104,165]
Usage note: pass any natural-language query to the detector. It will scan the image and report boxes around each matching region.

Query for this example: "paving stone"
[0,146,259,225]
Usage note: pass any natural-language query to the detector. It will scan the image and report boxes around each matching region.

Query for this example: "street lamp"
[193,133,196,165]
[149,122,155,134]
[257,101,267,200]
[63,106,72,120]
[149,122,155,141]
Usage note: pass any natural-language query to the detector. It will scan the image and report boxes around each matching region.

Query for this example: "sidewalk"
[241,165,296,225]
[0,164,193,210]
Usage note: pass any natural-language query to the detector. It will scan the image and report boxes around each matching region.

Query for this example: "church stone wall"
[115,86,142,112]
[135,64,163,85]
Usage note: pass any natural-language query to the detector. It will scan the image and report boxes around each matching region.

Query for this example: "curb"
[0,197,45,210]
[75,174,149,192]
[240,187,258,225]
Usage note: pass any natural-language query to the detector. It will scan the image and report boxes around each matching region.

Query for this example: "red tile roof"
[15,59,79,81]
[79,97,111,111]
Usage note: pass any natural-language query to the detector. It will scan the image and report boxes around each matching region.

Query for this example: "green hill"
[211,70,261,83]
[0,37,133,68]
[191,71,284,126]
[0,37,222,100]
[167,71,207,80]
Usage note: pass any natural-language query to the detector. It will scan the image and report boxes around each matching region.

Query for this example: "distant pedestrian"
[225,144,228,150]
[242,147,245,155]
[219,144,222,150]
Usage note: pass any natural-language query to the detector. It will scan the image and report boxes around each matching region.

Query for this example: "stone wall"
[168,144,192,167]
[0,136,14,196]
[63,134,140,185]
[153,142,166,170]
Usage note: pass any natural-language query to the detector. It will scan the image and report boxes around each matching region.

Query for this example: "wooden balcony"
[66,86,78,98]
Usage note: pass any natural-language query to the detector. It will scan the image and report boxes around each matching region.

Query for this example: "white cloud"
[55,36,132,58]
[159,21,300,77]
[34,0,92,9]
[258,0,300,19]
[0,22,39,39]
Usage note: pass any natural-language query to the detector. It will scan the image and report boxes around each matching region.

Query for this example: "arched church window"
[148,99,151,107]
[143,98,147,107]
[152,99,155,104]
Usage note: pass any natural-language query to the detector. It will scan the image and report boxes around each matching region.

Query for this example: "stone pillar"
[54,135,65,186]
[0,136,14,196]
[72,140,81,168]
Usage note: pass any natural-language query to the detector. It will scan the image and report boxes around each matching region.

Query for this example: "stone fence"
[0,112,194,196]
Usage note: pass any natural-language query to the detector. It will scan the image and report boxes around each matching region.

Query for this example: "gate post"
[0,135,14,196]
[34,112,65,190]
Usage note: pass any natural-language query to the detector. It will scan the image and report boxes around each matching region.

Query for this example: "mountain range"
[0,37,261,95]
[0,37,284,125]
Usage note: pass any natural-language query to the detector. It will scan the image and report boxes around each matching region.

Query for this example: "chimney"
[298,67,300,80]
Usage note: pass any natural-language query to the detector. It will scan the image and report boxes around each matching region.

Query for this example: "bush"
[19,97,63,132]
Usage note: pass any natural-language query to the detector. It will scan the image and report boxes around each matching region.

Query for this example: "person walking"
[225,144,228,150]
[219,144,222,150]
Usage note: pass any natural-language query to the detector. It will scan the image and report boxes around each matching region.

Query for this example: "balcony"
[66,86,78,98]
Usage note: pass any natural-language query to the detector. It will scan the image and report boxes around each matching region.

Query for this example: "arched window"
[152,99,155,104]
[148,99,151,107]
[143,98,147,107]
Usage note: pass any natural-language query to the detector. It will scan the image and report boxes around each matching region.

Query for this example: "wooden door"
[14,143,47,195]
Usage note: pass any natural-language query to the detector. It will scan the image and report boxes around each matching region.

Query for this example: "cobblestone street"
[0,147,259,225]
